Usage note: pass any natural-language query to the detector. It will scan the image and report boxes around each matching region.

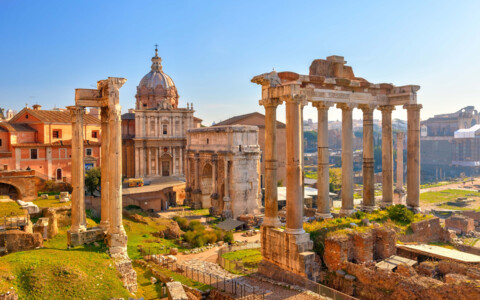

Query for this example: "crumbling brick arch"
[0,181,23,200]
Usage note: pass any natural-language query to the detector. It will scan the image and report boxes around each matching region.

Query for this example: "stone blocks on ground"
[445,215,474,234]
[399,217,449,243]
[0,230,43,254]
[114,258,138,293]
[166,281,188,300]
[67,227,105,247]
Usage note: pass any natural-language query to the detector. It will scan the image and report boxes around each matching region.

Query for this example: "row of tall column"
[260,97,423,229]
[68,104,126,248]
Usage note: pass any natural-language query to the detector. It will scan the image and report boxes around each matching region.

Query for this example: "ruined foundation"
[67,227,105,247]
[259,226,320,282]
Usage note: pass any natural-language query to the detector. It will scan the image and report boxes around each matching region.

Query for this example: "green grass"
[33,197,71,209]
[149,265,212,291]
[222,248,262,263]
[133,262,168,300]
[0,220,130,299]
[0,201,26,217]
[420,181,452,189]
[420,189,480,210]
[123,214,182,260]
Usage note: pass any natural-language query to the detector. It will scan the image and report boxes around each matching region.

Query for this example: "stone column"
[147,147,151,176]
[134,147,139,178]
[404,104,422,211]
[194,153,200,190]
[337,103,356,216]
[359,105,376,210]
[180,148,183,175]
[396,132,405,190]
[210,155,219,214]
[259,98,282,227]
[107,103,128,256]
[312,102,333,218]
[284,95,305,235]
[99,106,110,231]
[139,147,145,177]
[222,158,233,218]
[68,106,87,233]
[379,105,395,207]
[173,147,177,175]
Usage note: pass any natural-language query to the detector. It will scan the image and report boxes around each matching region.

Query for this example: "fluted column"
[312,102,333,218]
[99,106,110,231]
[135,147,139,178]
[284,95,305,235]
[404,104,422,211]
[338,103,356,216]
[194,153,200,190]
[259,98,282,227]
[359,105,376,210]
[68,106,87,233]
[379,105,395,207]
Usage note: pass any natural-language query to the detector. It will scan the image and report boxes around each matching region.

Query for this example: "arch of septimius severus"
[252,55,422,283]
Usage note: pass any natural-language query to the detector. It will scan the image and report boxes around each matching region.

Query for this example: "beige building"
[214,112,286,187]
[122,48,201,178]
[185,125,261,218]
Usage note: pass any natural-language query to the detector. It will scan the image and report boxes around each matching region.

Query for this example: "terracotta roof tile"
[14,108,100,124]
[214,112,285,128]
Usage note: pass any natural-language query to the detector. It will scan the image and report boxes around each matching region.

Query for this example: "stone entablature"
[185,125,261,218]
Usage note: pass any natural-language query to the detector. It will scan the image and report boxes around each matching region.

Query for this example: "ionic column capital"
[336,103,357,111]
[259,98,282,108]
[403,104,423,111]
[312,101,334,110]
[378,105,396,113]
[358,104,376,113]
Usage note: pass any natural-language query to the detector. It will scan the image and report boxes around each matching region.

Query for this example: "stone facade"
[121,49,201,179]
[185,125,261,218]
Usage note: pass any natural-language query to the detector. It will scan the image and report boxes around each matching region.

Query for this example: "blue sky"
[1,0,480,125]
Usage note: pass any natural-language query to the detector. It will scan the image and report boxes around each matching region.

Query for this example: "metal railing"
[146,255,265,299]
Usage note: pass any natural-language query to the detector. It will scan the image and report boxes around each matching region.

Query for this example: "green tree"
[85,167,101,196]
[329,168,341,192]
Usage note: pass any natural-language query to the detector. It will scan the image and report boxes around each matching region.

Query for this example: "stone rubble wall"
[114,259,138,293]
[327,261,480,300]
[445,215,474,234]
[398,217,450,243]
[0,230,43,254]
[324,227,396,271]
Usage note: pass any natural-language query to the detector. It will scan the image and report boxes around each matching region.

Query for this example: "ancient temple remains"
[252,56,422,283]
[184,125,261,218]
[67,77,129,258]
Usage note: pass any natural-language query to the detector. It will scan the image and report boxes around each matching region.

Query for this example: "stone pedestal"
[259,226,320,281]
[67,227,105,247]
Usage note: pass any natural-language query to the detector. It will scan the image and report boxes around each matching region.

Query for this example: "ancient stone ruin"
[251,56,423,285]
[67,77,137,292]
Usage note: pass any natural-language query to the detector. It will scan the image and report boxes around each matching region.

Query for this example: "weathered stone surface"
[395,264,417,277]
[417,261,438,277]
[45,208,58,239]
[115,258,138,293]
[445,215,474,234]
[67,227,104,247]
[324,234,352,271]
[445,273,470,284]
[0,230,43,253]
[399,217,449,243]
[166,281,188,300]
[373,227,397,260]
[352,231,374,264]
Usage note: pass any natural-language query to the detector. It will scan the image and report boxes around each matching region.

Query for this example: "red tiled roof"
[11,108,100,124]
[0,122,36,132]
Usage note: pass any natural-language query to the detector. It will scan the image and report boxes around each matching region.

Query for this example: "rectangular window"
[59,148,67,158]
[92,130,99,138]
[86,148,93,156]
[0,139,2,147]
[52,129,62,139]
[163,124,168,135]
[30,149,38,159]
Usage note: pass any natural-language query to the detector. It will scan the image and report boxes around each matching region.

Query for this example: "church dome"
[136,48,179,109]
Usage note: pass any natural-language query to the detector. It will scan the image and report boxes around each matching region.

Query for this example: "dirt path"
[420,176,480,193]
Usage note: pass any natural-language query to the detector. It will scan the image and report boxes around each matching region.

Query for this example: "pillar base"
[380,201,393,209]
[262,216,282,228]
[99,221,110,233]
[339,208,356,217]
[284,227,305,235]
[361,205,378,213]
[407,206,421,214]
[315,212,333,220]
[70,224,87,233]
[107,230,128,259]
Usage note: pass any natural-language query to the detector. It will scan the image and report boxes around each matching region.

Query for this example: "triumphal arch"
[67,77,129,258]
[252,55,422,283]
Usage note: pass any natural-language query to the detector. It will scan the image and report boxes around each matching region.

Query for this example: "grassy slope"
[0,201,26,217]
[0,224,130,300]
[33,197,72,209]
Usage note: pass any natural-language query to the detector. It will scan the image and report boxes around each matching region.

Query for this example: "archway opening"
[0,182,20,200]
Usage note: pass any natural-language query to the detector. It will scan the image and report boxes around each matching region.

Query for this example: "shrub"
[224,231,234,244]
[353,211,366,220]
[387,204,414,225]
[188,220,204,232]
[204,231,218,244]
[173,217,189,231]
